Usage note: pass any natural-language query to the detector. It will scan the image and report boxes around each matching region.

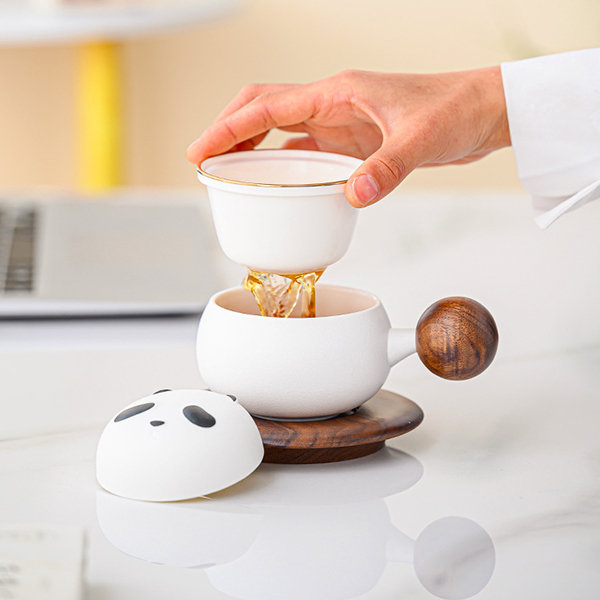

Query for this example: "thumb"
[345,144,410,208]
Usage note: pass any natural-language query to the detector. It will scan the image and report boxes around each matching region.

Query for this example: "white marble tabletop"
[1,190,599,599]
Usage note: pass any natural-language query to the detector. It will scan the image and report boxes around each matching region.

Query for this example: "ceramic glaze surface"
[197,150,361,273]
[96,389,264,501]
[196,285,416,419]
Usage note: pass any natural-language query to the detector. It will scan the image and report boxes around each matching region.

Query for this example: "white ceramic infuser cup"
[196,149,362,274]
[196,285,498,420]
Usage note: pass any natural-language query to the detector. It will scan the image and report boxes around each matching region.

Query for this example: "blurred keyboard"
[0,205,36,293]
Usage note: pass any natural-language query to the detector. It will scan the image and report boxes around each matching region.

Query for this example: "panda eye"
[114,403,155,422]
[183,405,216,428]
[227,395,237,402]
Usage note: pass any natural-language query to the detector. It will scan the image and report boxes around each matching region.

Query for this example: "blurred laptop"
[0,191,220,318]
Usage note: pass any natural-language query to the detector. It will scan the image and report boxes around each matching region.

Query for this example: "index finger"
[214,83,297,123]
[185,86,318,165]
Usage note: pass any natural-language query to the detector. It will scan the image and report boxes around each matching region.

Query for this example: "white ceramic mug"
[196,149,362,274]
[196,285,498,420]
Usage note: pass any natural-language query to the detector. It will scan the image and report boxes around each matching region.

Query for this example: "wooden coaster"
[253,389,424,464]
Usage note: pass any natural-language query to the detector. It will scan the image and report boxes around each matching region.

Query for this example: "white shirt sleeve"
[501,49,600,229]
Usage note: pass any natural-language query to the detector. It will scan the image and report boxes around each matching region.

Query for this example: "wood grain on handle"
[416,297,498,380]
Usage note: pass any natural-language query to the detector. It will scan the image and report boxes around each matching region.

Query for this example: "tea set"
[96,149,498,500]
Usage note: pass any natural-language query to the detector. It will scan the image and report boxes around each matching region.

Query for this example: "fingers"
[186,84,313,165]
[214,83,296,123]
[345,139,416,208]
[281,136,320,151]
[229,131,270,153]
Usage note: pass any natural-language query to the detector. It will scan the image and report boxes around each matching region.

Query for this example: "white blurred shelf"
[0,0,238,44]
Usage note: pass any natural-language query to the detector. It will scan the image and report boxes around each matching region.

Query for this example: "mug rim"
[210,284,381,320]
[197,149,362,189]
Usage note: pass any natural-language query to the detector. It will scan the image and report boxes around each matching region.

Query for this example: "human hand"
[186,68,510,207]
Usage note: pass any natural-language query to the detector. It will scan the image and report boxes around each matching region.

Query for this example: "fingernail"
[353,173,378,206]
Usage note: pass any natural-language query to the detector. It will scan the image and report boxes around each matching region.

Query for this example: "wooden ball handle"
[416,297,498,380]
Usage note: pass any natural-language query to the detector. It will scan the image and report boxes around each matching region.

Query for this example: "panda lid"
[96,389,264,502]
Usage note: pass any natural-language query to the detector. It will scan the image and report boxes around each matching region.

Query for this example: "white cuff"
[533,179,600,229]
[501,49,600,228]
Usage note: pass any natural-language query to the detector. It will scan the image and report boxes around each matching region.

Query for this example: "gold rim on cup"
[197,149,352,188]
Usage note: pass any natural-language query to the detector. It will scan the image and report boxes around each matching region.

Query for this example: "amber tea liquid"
[243,269,324,318]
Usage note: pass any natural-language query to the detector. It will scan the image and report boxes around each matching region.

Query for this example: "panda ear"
[227,394,237,402]
[114,403,155,422]
[153,389,171,395]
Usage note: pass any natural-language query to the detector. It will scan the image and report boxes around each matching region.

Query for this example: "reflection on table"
[97,448,495,600]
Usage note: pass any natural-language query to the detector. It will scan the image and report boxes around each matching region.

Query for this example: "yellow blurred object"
[77,41,122,190]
